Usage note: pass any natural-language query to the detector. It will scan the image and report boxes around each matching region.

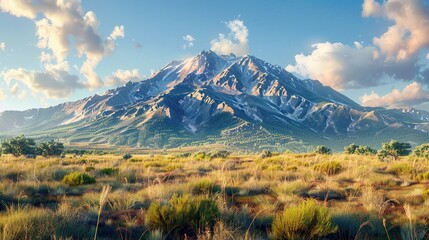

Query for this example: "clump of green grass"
[190,178,221,195]
[313,161,343,175]
[416,171,429,181]
[145,194,220,238]
[62,172,96,186]
[271,199,337,240]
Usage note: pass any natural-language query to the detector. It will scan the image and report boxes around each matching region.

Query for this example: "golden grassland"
[0,151,428,239]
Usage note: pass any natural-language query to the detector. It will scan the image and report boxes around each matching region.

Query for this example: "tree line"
[315,140,429,161]
[0,135,64,157]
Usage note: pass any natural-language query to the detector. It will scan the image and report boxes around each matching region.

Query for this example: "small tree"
[123,153,132,160]
[36,140,64,157]
[344,143,358,154]
[315,146,332,155]
[260,149,272,158]
[355,146,376,155]
[1,135,36,157]
[413,143,429,160]
[377,140,411,161]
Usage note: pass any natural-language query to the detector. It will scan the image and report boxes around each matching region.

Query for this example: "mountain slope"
[1,50,428,151]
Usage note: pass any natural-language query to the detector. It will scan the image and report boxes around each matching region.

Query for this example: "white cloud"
[2,65,84,99]
[362,0,383,17]
[0,88,6,100]
[364,0,429,61]
[0,0,125,96]
[210,19,249,56]
[105,69,142,87]
[286,42,420,90]
[0,42,5,51]
[361,82,429,107]
[183,34,195,49]
[110,25,125,40]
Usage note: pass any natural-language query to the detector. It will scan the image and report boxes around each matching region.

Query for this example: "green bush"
[260,149,272,158]
[315,146,332,155]
[413,144,429,159]
[145,194,220,238]
[377,140,411,161]
[271,200,337,240]
[123,153,132,160]
[100,167,119,176]
[313,161,343,175]
[344,143,376,155]
[62,172,96,186]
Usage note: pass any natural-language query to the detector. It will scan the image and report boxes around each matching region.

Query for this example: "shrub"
[313,161,342,175]
[377,140,411,161]
[123,153,132,160]
[413,143,429,159]
[344,144,376,155]
[194,152,208,160]
[260,149,272,158]
[386,163,412,175]
[1,135,36,157]
[315,146,332,155]
[416,171,429,181]
[35,140,64,157]
[145,194,220,238]
[344,143,358,154]
[100,167,119,176]
[62,172,96,186]
[209,150,231,159]
[271,200,337,240]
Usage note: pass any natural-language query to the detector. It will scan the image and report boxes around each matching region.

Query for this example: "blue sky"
[1,0,429,112]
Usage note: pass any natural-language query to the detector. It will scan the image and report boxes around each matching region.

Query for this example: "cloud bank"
[286,0,429,108]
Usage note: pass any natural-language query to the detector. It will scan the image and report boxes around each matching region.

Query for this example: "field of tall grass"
[0,151,428,239]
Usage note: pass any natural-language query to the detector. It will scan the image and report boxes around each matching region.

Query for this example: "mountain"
[1,50,429,151]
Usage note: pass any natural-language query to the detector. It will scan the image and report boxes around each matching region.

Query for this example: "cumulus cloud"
[0,0,125,96]
[286,42,420,90]
[0,42,5,51]
[2,64,84,99]
[361,82,429,107]
[105,69,142,87]
[364,0,429,61]
[183,34,195,49]
[210,20,249,56]
[286,0,429,94]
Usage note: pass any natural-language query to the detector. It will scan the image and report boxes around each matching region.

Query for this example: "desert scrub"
[386,163,412,176]
[145,194,220,238]
[190,178,221,195]
[62,172,96,186]
[271,199,337,240]
[313,161,343,175]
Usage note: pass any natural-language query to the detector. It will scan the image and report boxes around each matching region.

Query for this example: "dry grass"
[0,152,428,239]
